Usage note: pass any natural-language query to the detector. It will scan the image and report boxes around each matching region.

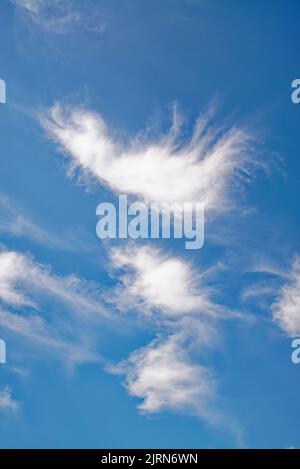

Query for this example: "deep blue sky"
[0,0,300,448]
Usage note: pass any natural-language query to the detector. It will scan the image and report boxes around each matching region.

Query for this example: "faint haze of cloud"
[41,104,264,218]
[0,194,97,253]
[11,0,106,34]
[0,386,19,412]
[0,248,112,366]
[0,308,100,365]
[0,249,110,318]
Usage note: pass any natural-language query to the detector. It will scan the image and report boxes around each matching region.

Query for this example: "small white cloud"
[272,257,300,336]
[111,333,215,418]
[110,245,219,318]
[0,386,19,412]
[41,104,261,216]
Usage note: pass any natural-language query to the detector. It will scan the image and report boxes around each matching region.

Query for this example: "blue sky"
[0,0,300,449]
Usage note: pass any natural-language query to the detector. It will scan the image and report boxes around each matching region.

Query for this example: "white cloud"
[0,386,19,412]
[110,245,220,319]
[272,257,300,337]
[111,324,245,444]
[38,100,260,434]
[41,104,261,216]
[12,0,106,34]
[111,333,216,418]
[108,244,247,435]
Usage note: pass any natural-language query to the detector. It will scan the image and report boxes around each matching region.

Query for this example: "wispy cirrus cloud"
[41,104,262,216]
[272,256,300,337]
[0,250,109,318]
[111,332,216,418]
[240,254,300,337]
[109,245,246,325]
[0,248,111,366]
[0,386,19,413]
[11,0,106,34]
[110,245,221,319]
[40,101,258,437]
[0,308,99,364]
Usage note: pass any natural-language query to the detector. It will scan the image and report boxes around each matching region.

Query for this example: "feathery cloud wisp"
[0,250,109,318]
[111,333,216,418]
[0,249,111,365]
[41,104,260,216]
[0,308,99,364]
[272,257,300,337]
[110,245,219,318]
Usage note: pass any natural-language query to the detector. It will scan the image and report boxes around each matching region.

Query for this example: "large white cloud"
[41,104,260,215]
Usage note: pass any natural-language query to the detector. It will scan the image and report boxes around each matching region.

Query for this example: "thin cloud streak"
[0,248,112,366]
[0,195,97,253]
[12,0,106,34]
[0,250,109,319]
